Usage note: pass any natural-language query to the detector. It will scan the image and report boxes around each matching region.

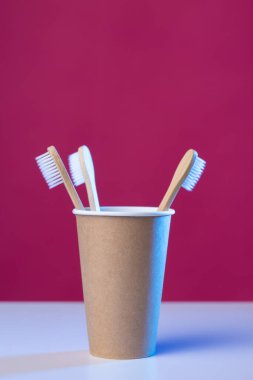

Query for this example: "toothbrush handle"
[78,148,100,211]
[48,146,84,210]
[158,183,181,211]
[158,149,195,211]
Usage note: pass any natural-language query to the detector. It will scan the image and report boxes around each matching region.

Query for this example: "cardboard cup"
[73,206,175,359]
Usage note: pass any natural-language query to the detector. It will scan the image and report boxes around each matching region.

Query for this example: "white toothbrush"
[68,145,100,211]
[158,149,206,211]
[36,146,84,210]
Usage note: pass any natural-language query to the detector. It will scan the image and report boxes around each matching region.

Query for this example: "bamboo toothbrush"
[68,145,100,211]
[36,146,84,210]
[158,149,206,211]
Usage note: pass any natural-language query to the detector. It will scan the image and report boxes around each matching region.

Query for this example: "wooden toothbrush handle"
[158,149,195,211]
[48,146,84,210]
[158,183,181,211]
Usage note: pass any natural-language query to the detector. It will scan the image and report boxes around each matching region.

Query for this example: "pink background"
[0,0,252,301]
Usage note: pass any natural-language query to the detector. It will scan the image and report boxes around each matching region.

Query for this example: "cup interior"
[73,206,175,217]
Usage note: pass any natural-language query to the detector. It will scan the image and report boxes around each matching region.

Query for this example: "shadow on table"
[156,330,247,356]
[0,350,109,376]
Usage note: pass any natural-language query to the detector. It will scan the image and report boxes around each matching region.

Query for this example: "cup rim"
[73,206,175,217]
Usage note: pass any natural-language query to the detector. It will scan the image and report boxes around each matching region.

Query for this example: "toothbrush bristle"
[182,154,206,191]
[68,152,85,187]
[36,152,63,189]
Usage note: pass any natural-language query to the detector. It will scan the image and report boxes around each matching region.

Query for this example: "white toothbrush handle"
[78,147,100,211]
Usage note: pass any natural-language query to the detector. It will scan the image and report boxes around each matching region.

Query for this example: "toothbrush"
[68,145,100,211]
[158,149,206,211]
[36,146,84,210]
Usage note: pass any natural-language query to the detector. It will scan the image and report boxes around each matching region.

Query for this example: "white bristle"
[36,152,63,189]
[68,152,85,187]
[182,154,206,191]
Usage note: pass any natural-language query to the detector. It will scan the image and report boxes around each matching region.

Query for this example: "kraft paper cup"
[73,206,175,360]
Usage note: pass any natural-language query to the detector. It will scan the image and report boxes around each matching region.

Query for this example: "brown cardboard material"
[75,207,173,359]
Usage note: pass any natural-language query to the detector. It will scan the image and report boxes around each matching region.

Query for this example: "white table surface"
[0,302,253,380]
